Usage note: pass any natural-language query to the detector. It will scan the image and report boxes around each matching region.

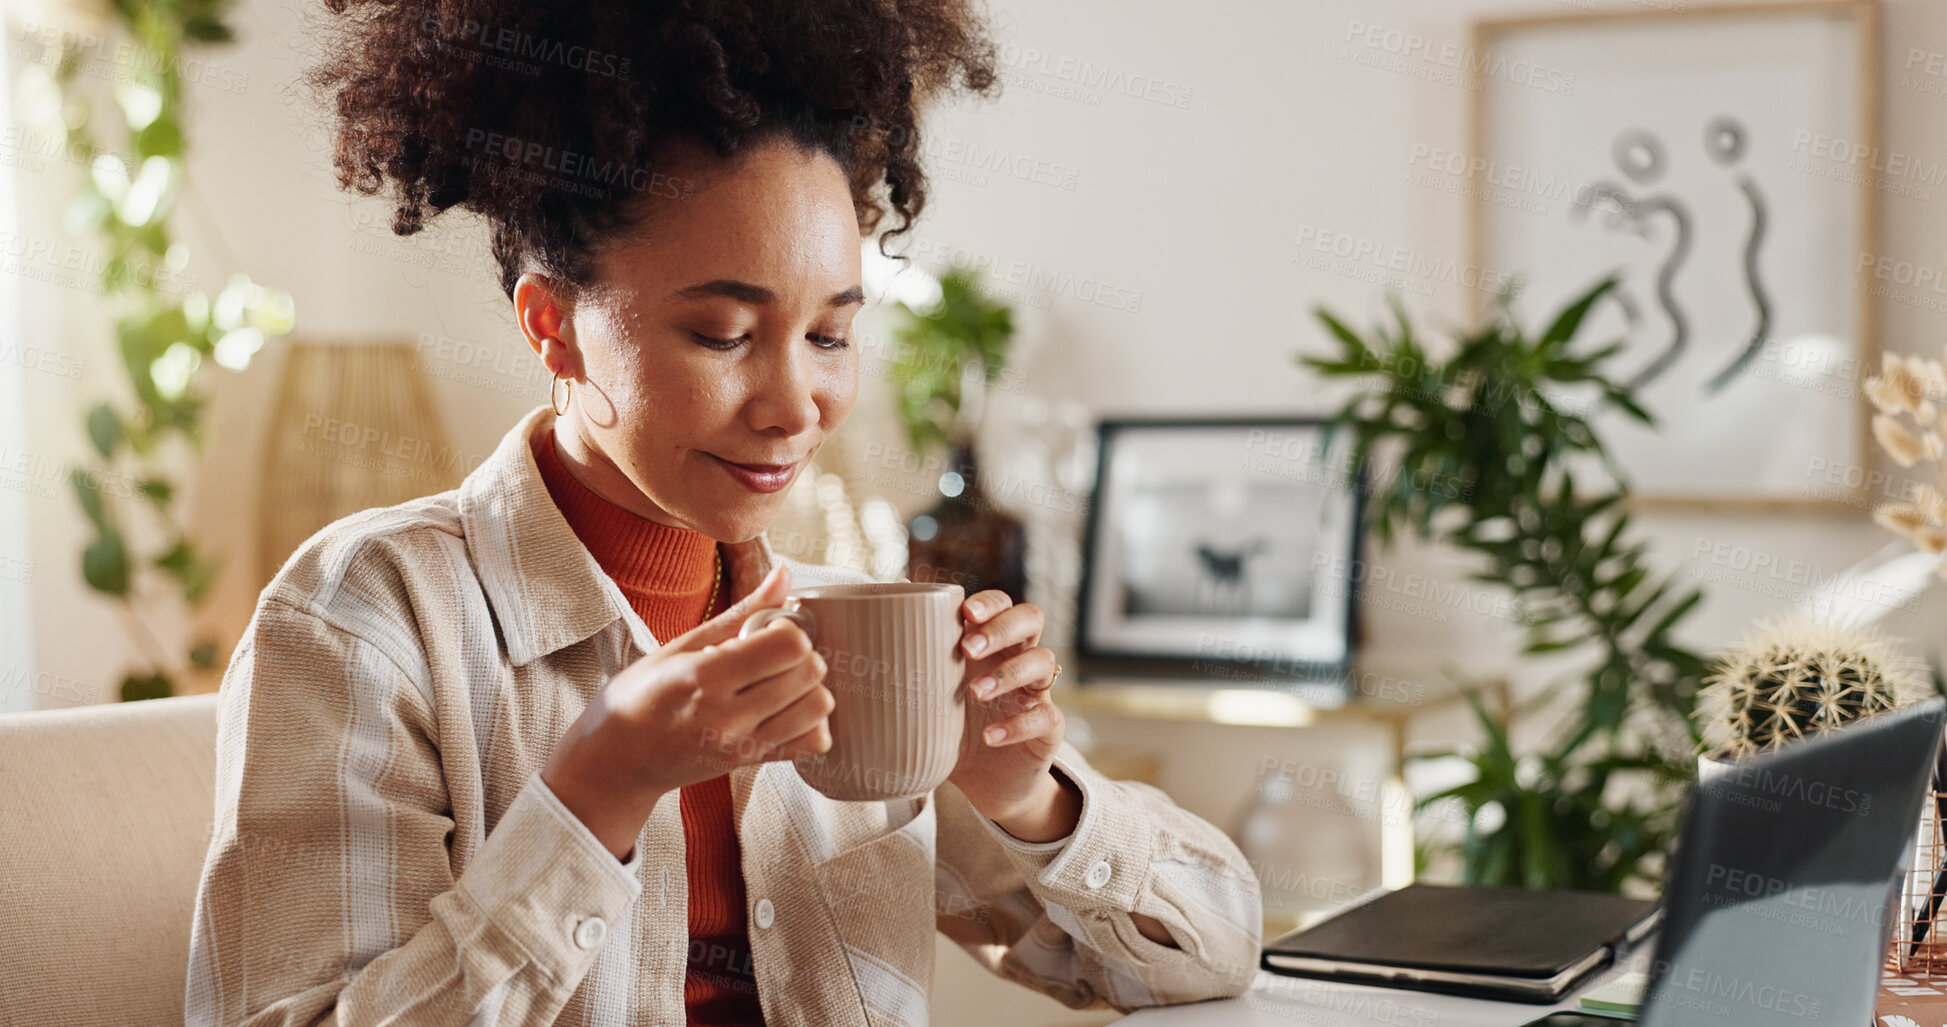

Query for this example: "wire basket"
[1891,790,1947,974]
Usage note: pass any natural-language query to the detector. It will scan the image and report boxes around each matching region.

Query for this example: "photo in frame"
[1468,2,1879,509]
[1074,417,1364,697]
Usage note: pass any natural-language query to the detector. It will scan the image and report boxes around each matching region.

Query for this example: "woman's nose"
[744,340,823,436]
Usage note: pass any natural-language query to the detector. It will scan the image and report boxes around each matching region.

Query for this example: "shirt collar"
[458,404,780,666]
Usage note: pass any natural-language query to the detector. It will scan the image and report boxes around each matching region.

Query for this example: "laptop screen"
[1639,698,1944,1026]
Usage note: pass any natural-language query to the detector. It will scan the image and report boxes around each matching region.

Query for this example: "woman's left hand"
[943,589,1180,947]
[945,589,1075,837]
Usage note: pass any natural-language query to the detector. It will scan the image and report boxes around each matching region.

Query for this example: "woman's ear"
[514,271,581,379]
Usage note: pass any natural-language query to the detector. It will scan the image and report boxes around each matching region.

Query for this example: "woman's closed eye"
[689,331,750,350]
[688,331,850,351]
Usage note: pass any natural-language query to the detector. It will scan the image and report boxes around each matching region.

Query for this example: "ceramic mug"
[738,582,967,801]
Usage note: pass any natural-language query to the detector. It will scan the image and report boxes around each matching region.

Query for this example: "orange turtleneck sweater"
[533,426,765,1026]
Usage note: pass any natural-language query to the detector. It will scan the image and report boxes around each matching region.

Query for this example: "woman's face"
[518,135,863,543]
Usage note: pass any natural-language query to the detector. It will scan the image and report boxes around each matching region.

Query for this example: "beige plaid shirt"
[186,404,1262,1026]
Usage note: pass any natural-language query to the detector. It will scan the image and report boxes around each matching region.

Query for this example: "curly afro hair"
[308,0,1001,301]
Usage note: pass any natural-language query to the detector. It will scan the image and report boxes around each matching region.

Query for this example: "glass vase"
[905,436,1028,605]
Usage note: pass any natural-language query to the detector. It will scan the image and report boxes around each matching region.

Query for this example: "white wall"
[0,28,33,714]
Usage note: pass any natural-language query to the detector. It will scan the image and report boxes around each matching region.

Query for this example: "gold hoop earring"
[550,372,572,416]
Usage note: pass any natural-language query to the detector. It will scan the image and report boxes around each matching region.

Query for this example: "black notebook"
[1261,883,1660,1004]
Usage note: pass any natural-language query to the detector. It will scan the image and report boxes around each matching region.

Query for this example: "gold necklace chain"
[709,543,723,615]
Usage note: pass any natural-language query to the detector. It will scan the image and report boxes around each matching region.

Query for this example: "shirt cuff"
[977,764,1081,856]
[454,771,644,982]
[983,746,1148,911]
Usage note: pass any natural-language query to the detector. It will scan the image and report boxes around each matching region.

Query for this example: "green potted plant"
[887,263,1026,602]
[1301,278,1709,893]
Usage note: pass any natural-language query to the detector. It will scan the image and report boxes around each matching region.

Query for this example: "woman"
[186,1,1261,1024]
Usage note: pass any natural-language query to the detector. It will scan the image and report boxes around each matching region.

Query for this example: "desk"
[1113,948,1648,1026]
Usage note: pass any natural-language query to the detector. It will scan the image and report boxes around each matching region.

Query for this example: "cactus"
[1698,614,1928,761]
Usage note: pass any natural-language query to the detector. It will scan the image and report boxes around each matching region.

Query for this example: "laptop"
[1525,697,1946,1026]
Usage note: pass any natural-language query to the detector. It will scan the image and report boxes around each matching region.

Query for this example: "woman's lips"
[711,454,799,493]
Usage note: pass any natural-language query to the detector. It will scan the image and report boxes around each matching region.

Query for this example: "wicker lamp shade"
[258,341,460,587]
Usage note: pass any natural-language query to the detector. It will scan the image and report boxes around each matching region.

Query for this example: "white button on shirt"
[754,897,775,928]
[1085,859,1112,890]
[573,916,607,950]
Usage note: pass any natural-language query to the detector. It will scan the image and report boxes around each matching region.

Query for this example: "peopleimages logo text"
[1344,20,1576,95]
[1700,763,1871,815]
[1791,131,1947,186]
[421,13,632,79]
[462,130,691,198]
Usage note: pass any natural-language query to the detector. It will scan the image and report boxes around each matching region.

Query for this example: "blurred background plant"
[886,262,1028,602]
[1301,277,1710,894]
[13,0,297,699]
[1862,351,1947,573]
[888,263,1014,457]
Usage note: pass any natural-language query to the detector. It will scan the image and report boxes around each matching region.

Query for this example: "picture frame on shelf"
[1073,416,1364,701]
[1468,1,1879,510]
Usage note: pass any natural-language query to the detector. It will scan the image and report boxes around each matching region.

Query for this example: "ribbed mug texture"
[749,583,966,801]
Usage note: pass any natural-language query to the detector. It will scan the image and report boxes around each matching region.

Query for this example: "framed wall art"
[1073,417,1364,695]
[1469,2,1879,509]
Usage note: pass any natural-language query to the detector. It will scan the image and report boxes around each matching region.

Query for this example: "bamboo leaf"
[1313,308,1379,368]
[1538,275,1619,352]
[1645,588,1705,641]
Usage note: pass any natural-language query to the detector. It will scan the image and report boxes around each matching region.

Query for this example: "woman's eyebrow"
[666,279,865,308]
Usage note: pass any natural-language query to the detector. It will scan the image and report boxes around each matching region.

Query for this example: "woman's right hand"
[541,560,832,858]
